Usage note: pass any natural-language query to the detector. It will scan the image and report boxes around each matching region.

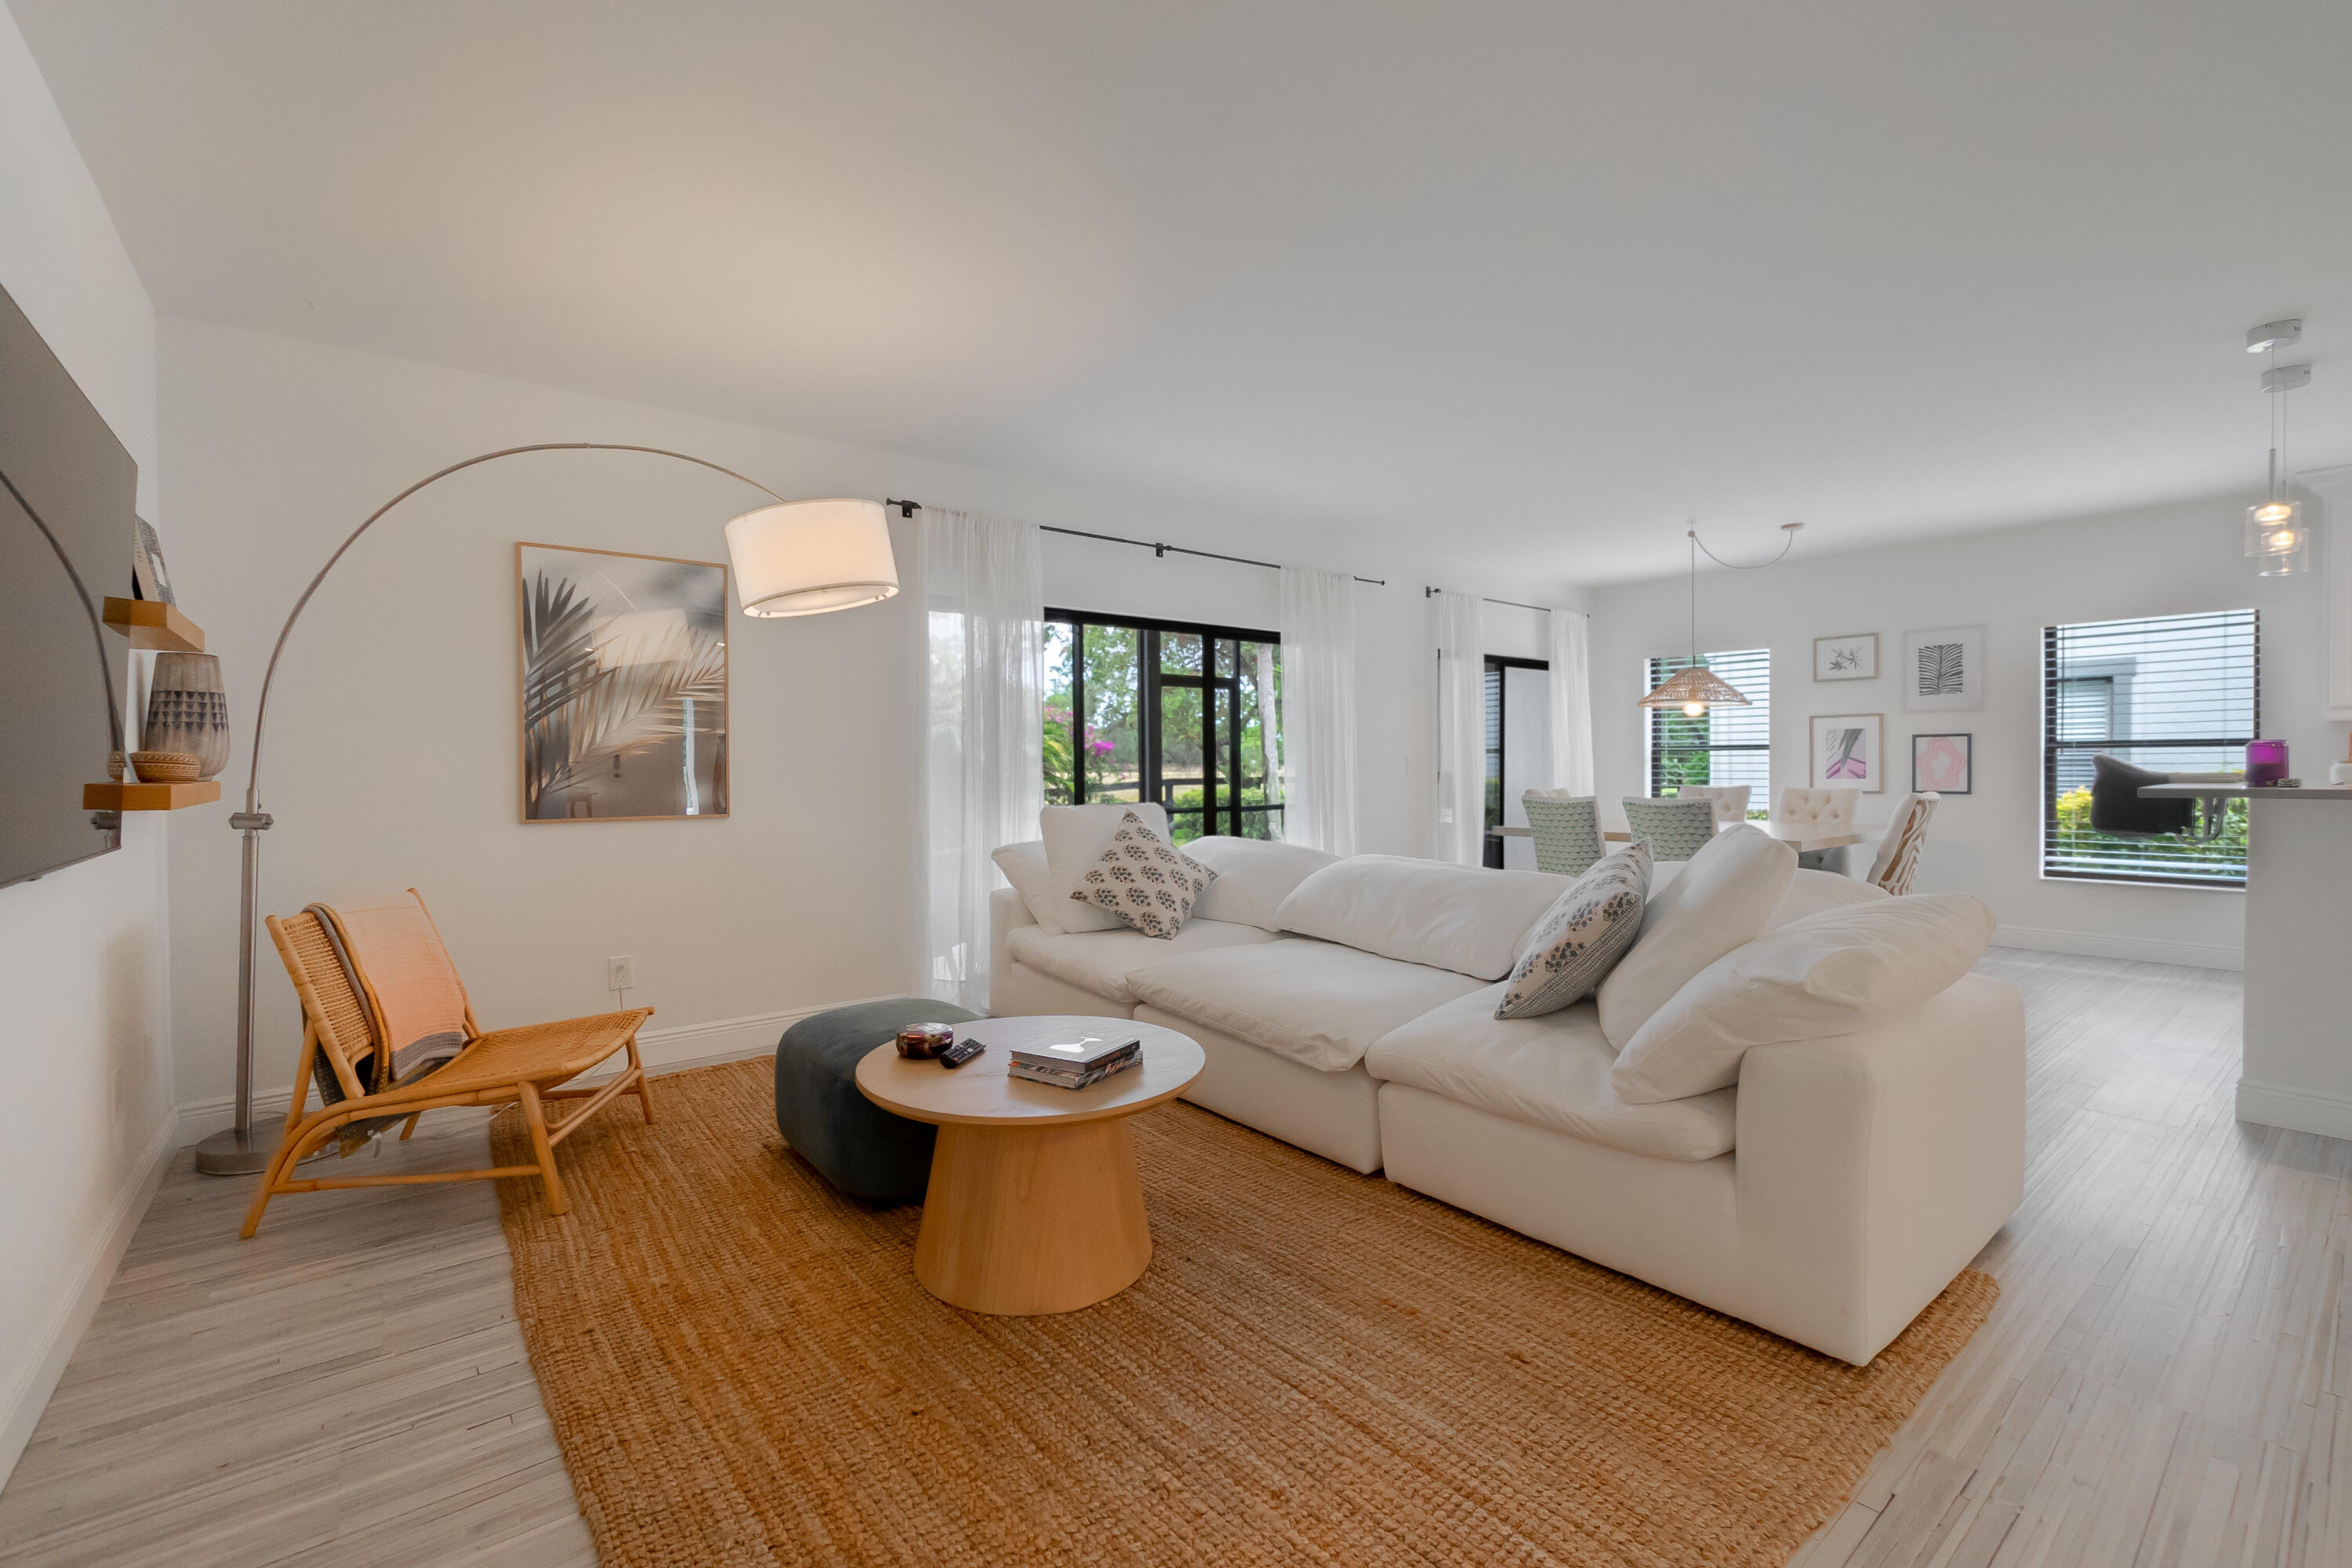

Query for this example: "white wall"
[1587,499,2341,967]
[0,0,175,1483]
[161,319,1581,1126]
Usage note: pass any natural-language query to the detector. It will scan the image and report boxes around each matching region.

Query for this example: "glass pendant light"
[2242,322,2312,577]
[1639,531,1755,716]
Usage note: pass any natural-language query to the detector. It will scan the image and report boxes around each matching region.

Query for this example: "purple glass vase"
[2246,739,2288,786]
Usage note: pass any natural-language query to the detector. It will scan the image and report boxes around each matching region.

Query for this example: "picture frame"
[132,516,176,606]
[516,542,731,823]
[1912,732,1972,794]
[1809,713,1884,792]
[1813,632,1877,681]
[1902,625,1984,711]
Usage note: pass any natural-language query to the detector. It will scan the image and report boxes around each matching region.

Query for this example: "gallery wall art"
[1912,732,1973,794]
[1813,632,1877,681]
[1902,626,1984,711]
[1809,713,1884,792]
[517,543,730,823]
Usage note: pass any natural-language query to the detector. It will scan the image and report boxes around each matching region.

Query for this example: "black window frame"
[1482,654,1549,868]
[2040,610,2259,890]
[1644,648,1771,799]
[1045,608,1283,842]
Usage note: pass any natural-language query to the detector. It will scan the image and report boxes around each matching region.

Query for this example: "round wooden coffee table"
[855,1016,1204,1316]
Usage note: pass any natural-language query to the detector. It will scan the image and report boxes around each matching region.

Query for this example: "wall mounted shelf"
[100,596,205,652]
[83,779,220,811]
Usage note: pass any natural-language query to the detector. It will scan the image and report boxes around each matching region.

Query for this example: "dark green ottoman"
[775,997,982,1202]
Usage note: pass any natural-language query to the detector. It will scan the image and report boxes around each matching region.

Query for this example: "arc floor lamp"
[194,444,901,1175]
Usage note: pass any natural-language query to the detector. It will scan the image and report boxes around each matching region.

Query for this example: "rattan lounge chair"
[240,887,654,1237]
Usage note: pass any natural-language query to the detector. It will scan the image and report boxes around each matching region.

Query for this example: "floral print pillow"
[1494,841,1651,1019]
[1073,811,1218,939]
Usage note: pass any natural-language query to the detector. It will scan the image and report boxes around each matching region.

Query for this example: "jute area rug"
[492,1059,1993,1568]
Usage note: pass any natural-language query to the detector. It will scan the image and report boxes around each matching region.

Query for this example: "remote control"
[938,1038,984,1069]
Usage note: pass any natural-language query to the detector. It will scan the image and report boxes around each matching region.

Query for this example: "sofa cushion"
[1493,841,1651,1019]
[1127,938,1486,1073]
[991,840,1056,930]
[1041,802,1174,933]
[1183,837,1339,930]
[1367,987,1737,1162]
[1767,868,1888,928]
[1073,810,1217,938]
[1611,892,1998,1103]
[1595,824,1795,1047]
[1005,919,1282,1006]
[1272,855,1570,981]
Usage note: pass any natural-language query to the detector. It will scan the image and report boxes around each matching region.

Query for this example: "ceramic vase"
[143,652,231,781]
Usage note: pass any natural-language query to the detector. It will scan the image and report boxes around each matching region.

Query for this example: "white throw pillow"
[1071,810,1216,938]
[989,840,1059,931]
[1610,892,1997,1103]
[1041,802,1175,933]
[1595,824,1795,1047]
[1183,837,1340,930]
[1493,841,1652,1019]
[1767,869,1888,929]
[1272,855,1570,982]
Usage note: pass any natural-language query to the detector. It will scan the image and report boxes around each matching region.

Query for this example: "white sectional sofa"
[989,826,2024,1365]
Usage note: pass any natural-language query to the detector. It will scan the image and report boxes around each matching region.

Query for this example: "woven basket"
[130,750,202,782]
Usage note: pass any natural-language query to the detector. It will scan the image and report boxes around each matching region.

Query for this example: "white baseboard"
[1,1111,177,1487]
[2236,1079,2352,1142]
[172,994,912,1148]
[1991,924,2244,972]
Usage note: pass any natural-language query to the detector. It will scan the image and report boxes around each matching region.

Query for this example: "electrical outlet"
[606,955,635,993]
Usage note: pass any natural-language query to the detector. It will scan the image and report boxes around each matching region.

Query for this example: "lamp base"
[194,1126,276,1177]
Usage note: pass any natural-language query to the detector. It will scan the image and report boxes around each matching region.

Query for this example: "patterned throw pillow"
[1493,841,1652,1020]
[1073,811,1218,939]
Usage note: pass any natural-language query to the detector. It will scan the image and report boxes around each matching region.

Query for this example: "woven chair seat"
[389,1010,654,1100]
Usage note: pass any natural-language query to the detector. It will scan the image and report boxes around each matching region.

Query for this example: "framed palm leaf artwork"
[517,543,729,822]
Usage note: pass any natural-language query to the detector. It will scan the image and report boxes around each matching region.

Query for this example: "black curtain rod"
[1423,585,1555,614]
[884,499,1385,585]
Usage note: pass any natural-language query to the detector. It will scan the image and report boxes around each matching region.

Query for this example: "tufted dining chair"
[1679,784,1752,826]
[1867,792,1940,895]
[1775,787,1860,828]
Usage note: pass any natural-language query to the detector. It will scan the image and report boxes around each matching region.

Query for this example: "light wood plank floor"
[2,949,2345,1566]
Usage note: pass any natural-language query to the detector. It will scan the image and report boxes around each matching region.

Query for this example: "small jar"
[2247,739,2289,787]
[895,1022,956,1059]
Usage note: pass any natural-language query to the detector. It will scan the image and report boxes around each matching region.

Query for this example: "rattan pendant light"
[1637,524,1800,716]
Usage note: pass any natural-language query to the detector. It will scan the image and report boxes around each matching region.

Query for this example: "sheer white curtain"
[1432,590,1486,865]
[1548,608,1595,796]
[922,508,1043,1012]
[1277,566,1358,855]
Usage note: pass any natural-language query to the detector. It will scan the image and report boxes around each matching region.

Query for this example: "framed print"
[1912,731,1973,794]
[132,517,176,605]
[1813,632,1877,681]
[1809,713,1884,792]
[517,543,729,822]
[1902,625,1984,710]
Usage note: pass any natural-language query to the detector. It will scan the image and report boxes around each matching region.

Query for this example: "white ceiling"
[16,0,2352,584]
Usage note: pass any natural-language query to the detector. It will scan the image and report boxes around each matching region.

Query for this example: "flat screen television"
[0,279,136,889]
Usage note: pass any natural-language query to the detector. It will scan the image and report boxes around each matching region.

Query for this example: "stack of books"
[1007,1034,1142,1091]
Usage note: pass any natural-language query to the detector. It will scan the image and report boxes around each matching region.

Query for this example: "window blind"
[2042,609,2258,887]
[1646,648,1771,801]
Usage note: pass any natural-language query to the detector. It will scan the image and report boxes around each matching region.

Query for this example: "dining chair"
[1867,793,1940,895]
[241,887,656,1238]
[1522,793,1604,876]
[1774,787,1860,827]
[1622,796,1719,862]
[1680,784,1752,825]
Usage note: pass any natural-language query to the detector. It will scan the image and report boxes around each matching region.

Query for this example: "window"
[1043,610,1281,844]
[2043,609,2257,887]
[1645,649,1770,807]
[1482,655,1549,868]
